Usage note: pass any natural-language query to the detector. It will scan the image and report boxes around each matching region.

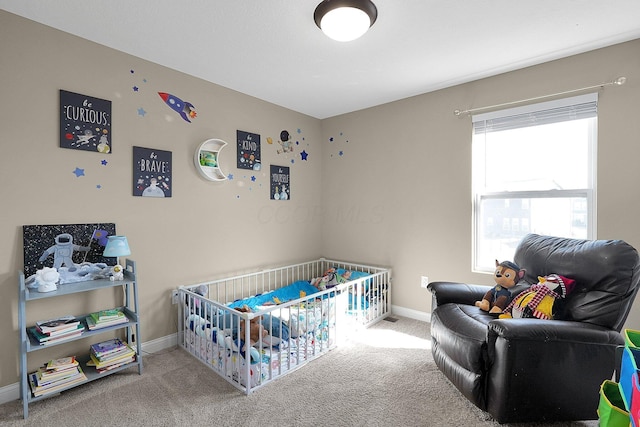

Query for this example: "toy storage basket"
[613,329,640,427]
[598,380,630,427]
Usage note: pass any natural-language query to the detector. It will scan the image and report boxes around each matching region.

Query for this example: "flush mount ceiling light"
[314,0,378,42]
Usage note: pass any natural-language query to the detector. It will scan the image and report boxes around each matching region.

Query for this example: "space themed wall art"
[60,90,112,153]
[133,146,172,198]
[23,223,117,278]
[270,165,290,200]
[157,92,196,123]
[237,130,261,170]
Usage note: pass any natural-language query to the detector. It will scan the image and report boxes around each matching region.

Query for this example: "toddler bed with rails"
[177,258,391,394]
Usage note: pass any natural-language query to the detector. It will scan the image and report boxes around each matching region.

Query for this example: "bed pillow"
[336,269,373,290]
[228,280,319,311]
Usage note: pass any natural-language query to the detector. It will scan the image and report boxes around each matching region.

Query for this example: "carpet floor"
[0,317,600,426]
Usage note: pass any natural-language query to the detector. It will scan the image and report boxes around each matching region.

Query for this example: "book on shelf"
[29,365,87,397]
[88,339,136,372]
[35,316,80,334]
[89,338,127,357]
[35,322,84,337]
[46,356,79,370]
[88,352,136,371]
[28,326,84,345]
[85,314,128,330]
[36,366,79,384]
[90,308,125,323]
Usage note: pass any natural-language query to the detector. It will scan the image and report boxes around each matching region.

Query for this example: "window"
[472,93,597,272]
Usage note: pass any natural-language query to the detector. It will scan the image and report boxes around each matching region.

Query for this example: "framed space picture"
[237,130,261,171]
[132,146,172,198]
[59,90,112,153]
[23,223,117,278]
[270,165,290,200]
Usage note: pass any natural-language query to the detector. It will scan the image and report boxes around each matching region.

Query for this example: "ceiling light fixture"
[314,0,378,42]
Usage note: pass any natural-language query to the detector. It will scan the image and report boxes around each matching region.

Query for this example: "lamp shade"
[103,235,131,257]
[314,0,377,42]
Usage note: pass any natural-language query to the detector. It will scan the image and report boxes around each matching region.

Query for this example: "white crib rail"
[177,258,391,394]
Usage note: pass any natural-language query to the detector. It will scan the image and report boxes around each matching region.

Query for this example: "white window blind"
[471,93,597,272]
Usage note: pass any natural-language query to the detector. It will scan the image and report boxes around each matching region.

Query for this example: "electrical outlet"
[171,290,179,305]
[420,276,429,288]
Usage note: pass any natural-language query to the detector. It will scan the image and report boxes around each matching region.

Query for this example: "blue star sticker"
[228,174,234,180]
[300,150,309,161]
[137,107,146,117]
[101,159,108,166]
[73,167,85,177]
[251,176,256,182]
[133,86,139,92]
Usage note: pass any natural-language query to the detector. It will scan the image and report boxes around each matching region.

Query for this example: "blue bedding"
[228,280,320,311]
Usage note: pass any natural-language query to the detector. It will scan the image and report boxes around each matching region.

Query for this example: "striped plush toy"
[499,274,576,320]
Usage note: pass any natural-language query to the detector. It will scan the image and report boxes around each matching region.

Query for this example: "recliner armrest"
[485,318,624,423]
[427,281,492,307]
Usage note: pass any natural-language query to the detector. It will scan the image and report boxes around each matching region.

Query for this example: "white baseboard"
[391,305,431,323]
[0,382,19,407]
[1,305,430,405]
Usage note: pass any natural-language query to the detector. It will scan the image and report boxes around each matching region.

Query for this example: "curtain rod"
[453,76,627,117]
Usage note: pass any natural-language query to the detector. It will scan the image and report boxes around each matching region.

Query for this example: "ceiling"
[2,1,640,119]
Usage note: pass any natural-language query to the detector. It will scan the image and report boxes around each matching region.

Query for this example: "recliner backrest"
[513,233,640,331]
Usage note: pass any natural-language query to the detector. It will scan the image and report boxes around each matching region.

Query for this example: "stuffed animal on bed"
[499,274,576,320]
[235,305,269,344]
[310,267,349,290]
[475,260,525,314]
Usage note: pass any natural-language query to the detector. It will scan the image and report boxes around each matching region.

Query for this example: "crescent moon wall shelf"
[195,139,228,181]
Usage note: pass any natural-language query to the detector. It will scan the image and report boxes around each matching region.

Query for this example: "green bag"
[598,380,630,427]
[625,329,640,349]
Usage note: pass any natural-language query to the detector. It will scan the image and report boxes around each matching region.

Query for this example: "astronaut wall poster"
[23,223,117,279]
[132,146,172,198]
[59,90,112,153]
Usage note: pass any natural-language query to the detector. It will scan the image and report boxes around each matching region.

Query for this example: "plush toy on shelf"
[499,274,576,320]
[34,267,60,293]
[475,260,526,314]
[109,264,124,281]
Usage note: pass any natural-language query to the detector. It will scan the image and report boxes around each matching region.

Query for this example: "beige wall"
[0,12,323,386]
[2,9,640,390]
[320,40,640,326]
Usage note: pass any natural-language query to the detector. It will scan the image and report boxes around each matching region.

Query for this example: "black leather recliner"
[428,234,640,423]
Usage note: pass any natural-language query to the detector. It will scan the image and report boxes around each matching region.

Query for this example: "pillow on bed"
[228,280,319,311]
[336,269,373,290]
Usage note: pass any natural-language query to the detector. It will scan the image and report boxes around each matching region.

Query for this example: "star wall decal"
[73,167,85,177]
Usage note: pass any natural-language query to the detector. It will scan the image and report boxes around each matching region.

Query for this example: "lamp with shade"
[103,235,131,281]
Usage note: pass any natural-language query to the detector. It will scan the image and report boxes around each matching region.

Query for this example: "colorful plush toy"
[310,267,350,290]
[499,274,576,319]
[475,260,525,314]
[235,305,269,344]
